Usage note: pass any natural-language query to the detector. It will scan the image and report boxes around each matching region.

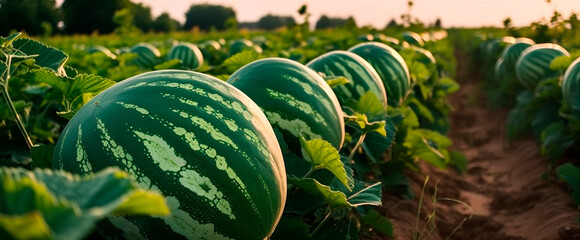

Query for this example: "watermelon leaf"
[154,59,182,70]
[556,163,580,206]
[300,137,354,191]
[360,209,393,237]
[354,91,387,120]
[221,50,261,73]
[30,144,55,169]
[288,176,350,211]
[29,70,115,119]
[12,38,68,74]
[324,76,349,88]
[0,167,169,240]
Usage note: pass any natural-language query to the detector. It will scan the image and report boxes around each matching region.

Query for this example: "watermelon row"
[50,30,457,239]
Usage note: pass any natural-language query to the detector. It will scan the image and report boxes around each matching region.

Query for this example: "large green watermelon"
[349,42,411,106]
[227,58,345,153]
[53,70,286,240]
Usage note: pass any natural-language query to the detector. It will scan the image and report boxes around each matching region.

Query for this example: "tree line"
[0,0,393,36]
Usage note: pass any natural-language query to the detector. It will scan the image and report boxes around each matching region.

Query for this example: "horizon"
[55,0,580,28]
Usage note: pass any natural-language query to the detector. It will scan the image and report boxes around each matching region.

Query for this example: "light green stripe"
[266,89,327,126]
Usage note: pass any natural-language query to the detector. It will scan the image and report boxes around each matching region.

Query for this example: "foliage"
[315,15,357,30]
[61,0,132,34]
[0,166,169,240]
[184,4,236,31]
[0,0,60,36]
[257,14,296,30]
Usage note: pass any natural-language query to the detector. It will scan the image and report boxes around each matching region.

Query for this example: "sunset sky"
[57,0,580,28]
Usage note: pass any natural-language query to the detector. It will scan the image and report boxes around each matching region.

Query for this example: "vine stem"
[309,208,332,237]
[1,53,34,149]
[347,132,368,163]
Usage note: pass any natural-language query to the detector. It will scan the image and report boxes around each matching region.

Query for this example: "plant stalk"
[1,54,33,149]
[310,208,332,237]
[347,132,368,163]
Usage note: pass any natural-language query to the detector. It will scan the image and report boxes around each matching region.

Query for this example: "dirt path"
[382,46,580,240]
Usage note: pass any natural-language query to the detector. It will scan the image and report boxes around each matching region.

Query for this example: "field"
[1,11,580,240]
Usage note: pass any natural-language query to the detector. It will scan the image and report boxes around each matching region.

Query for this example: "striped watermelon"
[374,33,400,47]
[485,36,516,65]
[167,42,204,70]
[227,58,345,153]
[229,39,262,56]
[408,46,436,66]
[515,43,570,90]
[52,70,286,240]
[306,50,388,109]
[401,31,424,47]
[500,38,535,72]
[87,45,116,59]
[562,57,580,115]
[494,57,508,82]
[130,43,161,68]
[349,42,411,107]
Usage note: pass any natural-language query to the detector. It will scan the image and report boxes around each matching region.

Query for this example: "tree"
[257,14,295,30]
[0,0,60,36]
[386,19,399,28]
[183,4,236,31]
[434,18,442,28]
[315,15,352,30]
[131,2,153,32]
[152,13,179,32]
[61,0,131,34]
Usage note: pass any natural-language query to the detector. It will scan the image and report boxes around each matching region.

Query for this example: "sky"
[56,0,580,28]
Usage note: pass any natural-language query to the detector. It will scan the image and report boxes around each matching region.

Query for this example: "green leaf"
[324,76,349,88]
[344,181,382,207]
[154,59,182,70]
[360,210,394,237]
[0,212,51,240]
[406,96,434,123]
[449,150,468,174]
[343,112,387,137]
[405,129,452,169]
[311,216,360,240]
[550,55,572,71]
[12,38,68,74]
[0,167,169,240]
[540,121,576,161]
[361,116,396,162]
[289,176,350,211]
[221,50,261,73]
[29,70,115,119]
[300,137,354,191]
[355,91,387,120]
[30,144,55,169]
[556,163,580,205]
[1,32,22,48]
[438,77,460,94]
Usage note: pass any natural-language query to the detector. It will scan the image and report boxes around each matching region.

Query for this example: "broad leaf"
[343,112,387,137]
[221,50,261,73]
[0,167,169,240]
[311,216,360,240]
[29,70,115,119]
[324,76,349,88]
[438,77,460,94]
[550,55,572,71]
[406,96,434,123]
[154,59,182,70]
[1,32,22,48]
[355,91,387,120]
[12,38,68,74]
[300,137,354,190]
[450,150,468,174]
[540,122,576,161]
[361,116,396,162]
[556,163,580,205]
[405,129,452,169]
[288,176,350,211]
[360,210,393,237]
[344,181,382,207]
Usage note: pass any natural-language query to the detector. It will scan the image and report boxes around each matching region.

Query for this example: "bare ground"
[378,48,580,240]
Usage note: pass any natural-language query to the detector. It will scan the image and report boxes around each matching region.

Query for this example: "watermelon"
[349,42,411,107]
[401,31,424,47]
[515,43,570,89]
[229,39,262,55]
[166,42,204,70]
[500,38,535,72]
[562,56,580,115]
[227,58,345,153]
[53,70,286,240]
[485,36,516,65]
[373,33,400,46]
[130,43,161,68]
[87,45,116,59]
[494,57,508,82]
[306,50,388,109]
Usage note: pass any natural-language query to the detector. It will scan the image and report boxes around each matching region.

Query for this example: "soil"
[377,47,580,240]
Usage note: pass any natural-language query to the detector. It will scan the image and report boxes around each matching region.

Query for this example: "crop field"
[1,1,580,240]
